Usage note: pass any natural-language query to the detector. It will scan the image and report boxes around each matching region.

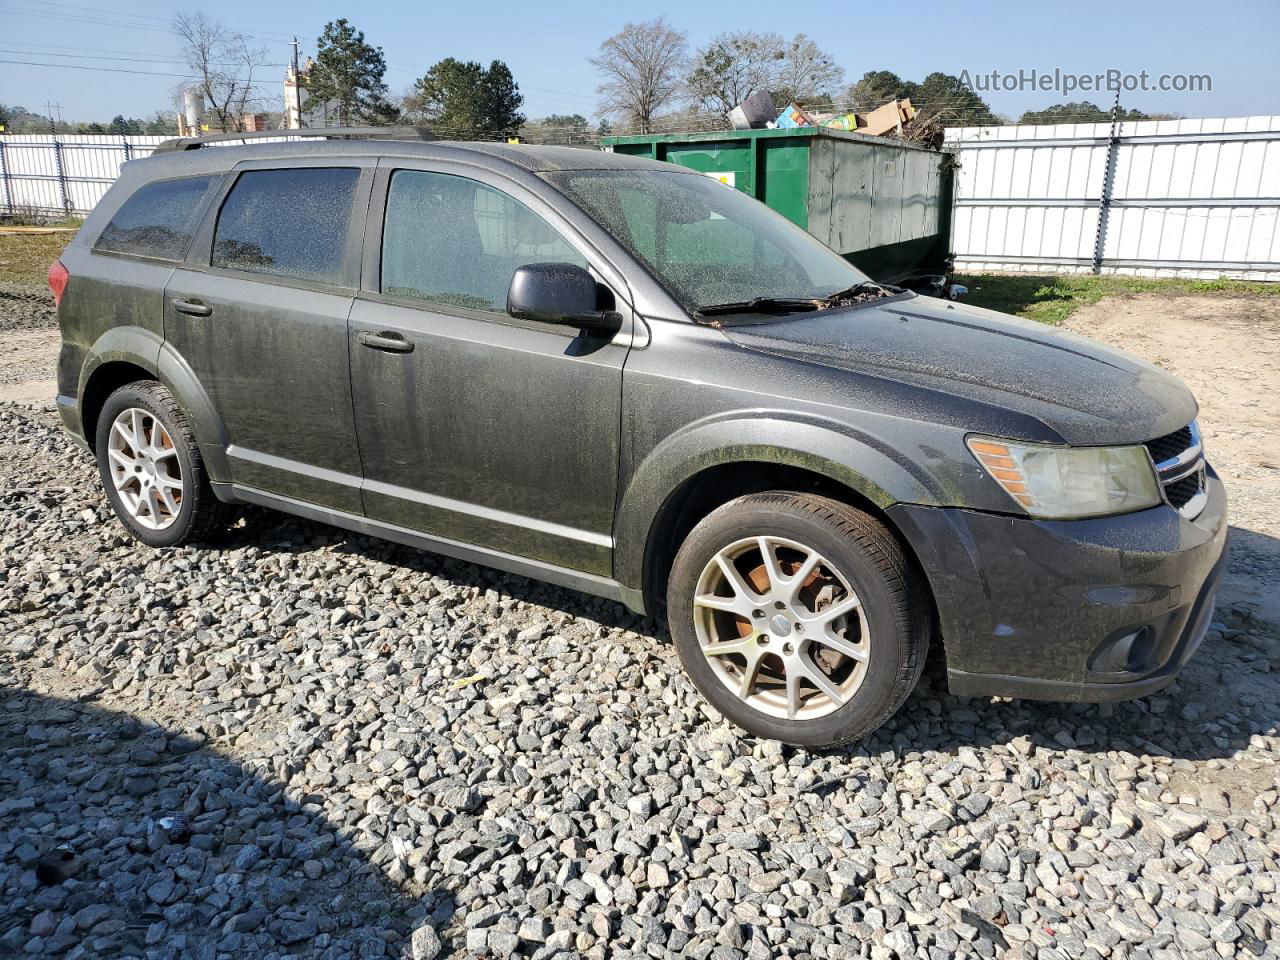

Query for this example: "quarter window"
[212,167,360,284]
[381,170,585,312]
[94,175,221,261]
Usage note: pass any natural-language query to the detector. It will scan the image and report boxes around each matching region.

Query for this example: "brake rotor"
[732,556,846,674]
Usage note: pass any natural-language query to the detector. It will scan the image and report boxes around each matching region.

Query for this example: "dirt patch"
[0,328,59,404]
[0,284,56,333]
[1065,293,1280,626]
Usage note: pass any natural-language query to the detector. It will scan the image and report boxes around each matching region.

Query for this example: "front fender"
[613,411,943,592]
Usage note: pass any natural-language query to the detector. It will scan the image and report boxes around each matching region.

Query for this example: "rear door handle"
[358,331,414,353]
[172,298,212,317]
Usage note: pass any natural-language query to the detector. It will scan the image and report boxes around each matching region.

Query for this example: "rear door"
[164,159,374,513]
[347,161,632,576]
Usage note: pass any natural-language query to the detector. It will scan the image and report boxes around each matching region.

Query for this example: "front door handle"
[358,331,414,353]
[172,298,212,317]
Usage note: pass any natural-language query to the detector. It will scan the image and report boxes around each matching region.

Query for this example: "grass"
[955,272,1280,325]
[0,230,77,286]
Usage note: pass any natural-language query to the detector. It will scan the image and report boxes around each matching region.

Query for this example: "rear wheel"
[667,492,929,747]
[95,381,234,547]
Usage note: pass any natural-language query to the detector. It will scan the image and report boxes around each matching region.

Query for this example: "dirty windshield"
[545,169,877,318]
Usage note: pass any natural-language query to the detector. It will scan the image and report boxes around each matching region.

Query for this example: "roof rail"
[153,126,439,154]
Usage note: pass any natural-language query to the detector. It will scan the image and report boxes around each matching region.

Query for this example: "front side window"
[212,167,360,284]
[94,175,221,261]
[545,169,869,313]
[381,170,586,313]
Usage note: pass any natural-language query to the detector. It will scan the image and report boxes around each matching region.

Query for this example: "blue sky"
[2,0,1276,124]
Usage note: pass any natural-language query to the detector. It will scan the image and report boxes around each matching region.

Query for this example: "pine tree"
[409,59,525,139]
[307,19,399,126]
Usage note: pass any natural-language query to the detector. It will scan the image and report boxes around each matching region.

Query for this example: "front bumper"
[888,466,1228,702]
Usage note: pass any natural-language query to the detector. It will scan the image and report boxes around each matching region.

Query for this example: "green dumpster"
[601,127,956,288]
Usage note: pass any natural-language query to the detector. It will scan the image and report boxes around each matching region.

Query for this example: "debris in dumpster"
[774,103,816,129]
[821,113,859,131]
[764,98,922,141]
[859,98,917,137]
[729,91,777,130]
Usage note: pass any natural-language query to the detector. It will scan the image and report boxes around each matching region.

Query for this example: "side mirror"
[507,262,620,331]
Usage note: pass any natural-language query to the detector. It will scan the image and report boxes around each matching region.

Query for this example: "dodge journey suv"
[51,130,1227,747]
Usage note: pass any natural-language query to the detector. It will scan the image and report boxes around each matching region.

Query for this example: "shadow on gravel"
[0,686,449,958]
[216,506,651,636]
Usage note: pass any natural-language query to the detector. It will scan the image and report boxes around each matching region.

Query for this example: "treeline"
[0,105,175,135]
[2,15,1173,141]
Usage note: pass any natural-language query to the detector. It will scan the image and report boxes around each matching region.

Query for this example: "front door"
[348,164,629,576]
[165,162,372,513]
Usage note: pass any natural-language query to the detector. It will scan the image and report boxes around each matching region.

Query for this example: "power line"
[0,4,297,44]
[0,57,267,82]
[0,48,286,68]
[0,6,177,35]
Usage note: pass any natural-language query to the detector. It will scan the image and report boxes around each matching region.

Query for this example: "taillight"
[48,259,70,308]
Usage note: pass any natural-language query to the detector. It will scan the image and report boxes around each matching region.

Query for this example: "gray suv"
[50,132,1228,747]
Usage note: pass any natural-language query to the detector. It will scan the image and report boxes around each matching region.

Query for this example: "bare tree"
[688,31,846,117]
[589,18,688,134]
[174,11,269,132]
[687,31,785,116]
[773,34,845,106]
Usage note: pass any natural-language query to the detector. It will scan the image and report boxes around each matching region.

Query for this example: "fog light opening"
[1088,626,1156,675]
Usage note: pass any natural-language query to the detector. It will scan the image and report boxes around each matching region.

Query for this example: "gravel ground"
[1,283,1278,960]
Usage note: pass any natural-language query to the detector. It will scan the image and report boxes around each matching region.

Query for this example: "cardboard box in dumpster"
[859,98,917,136]
[822,113,859,131]
[775,103,815,129]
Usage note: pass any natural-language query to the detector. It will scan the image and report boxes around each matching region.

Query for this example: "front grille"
[1163,471,1202,510]
[1144,421,1206,519]
[1144,425,1193,466]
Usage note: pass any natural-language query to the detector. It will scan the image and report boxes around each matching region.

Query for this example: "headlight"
[967,436,1161,519]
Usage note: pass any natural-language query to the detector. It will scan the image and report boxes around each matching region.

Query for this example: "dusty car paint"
[55,139,1228,702]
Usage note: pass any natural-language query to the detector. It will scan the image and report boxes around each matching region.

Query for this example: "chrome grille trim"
[1146,420,1207,520]
[1151,420,1202,473]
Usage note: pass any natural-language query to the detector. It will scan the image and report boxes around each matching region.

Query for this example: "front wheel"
[667,492,930,748]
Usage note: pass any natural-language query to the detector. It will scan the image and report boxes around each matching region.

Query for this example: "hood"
[722,294,1198,445]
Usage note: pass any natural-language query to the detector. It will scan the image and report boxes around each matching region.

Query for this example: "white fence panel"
[945,115,1280,281]
[0,134,166,216]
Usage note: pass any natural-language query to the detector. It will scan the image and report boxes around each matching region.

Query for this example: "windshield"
[544,169,871,314]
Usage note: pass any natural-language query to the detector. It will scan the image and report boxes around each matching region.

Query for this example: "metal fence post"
[1091,96,1123,274]
[0,139,11,215]
[121,133,132,163]
[52,137,72,217]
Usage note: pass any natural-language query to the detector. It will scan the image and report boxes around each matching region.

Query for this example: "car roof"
[129,138,682,179]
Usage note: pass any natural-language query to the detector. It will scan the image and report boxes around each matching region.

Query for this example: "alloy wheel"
[106,407,184,531]
[692,535,870,721]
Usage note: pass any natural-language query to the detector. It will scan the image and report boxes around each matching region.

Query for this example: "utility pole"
[290,37,304,129]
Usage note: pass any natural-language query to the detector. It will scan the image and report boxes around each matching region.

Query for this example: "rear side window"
[381,169,585,312]
[212,167,360,284]
[94,175,221,261]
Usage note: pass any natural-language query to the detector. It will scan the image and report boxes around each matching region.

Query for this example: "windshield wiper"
[693,296,824,318]
[694,282,901,319]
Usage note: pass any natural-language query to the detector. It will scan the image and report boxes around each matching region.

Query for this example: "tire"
[94,381,234,548]
[666,492,929,748]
